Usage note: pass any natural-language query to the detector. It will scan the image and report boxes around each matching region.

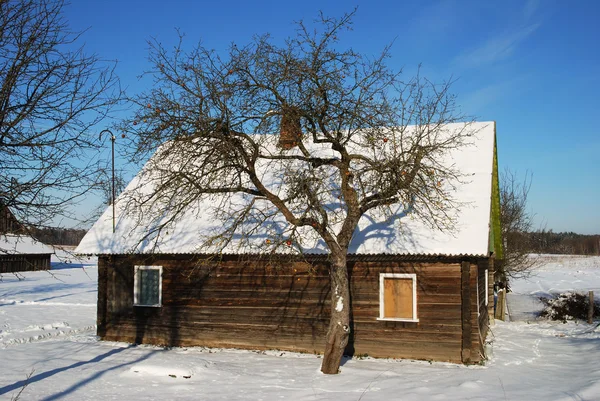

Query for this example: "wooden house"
[76,122,502,364]
[0,204,53,273]
[0,201,24,234]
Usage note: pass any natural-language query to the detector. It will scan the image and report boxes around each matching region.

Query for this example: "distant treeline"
[29,227,87,246]
[512,230,600,256]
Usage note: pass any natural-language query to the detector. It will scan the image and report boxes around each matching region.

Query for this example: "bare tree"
[79,167,127,226]
[498,169,537,280]
[123,11,473,374]
[0,0,119,228]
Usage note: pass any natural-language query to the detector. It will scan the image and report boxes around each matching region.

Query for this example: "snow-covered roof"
[0,234,54,255]
[77,122,497,257]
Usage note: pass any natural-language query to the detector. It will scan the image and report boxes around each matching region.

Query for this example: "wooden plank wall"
[351,261,465,362]
[98,255,488,364]
[97,257,108,338]
[487,259,495,322]
[460,261,472,363]
[0,254,51,273]
[0,204,24,234]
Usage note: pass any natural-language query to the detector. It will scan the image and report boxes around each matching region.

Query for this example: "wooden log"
[495,290,506,321]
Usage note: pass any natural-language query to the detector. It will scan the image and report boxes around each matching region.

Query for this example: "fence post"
[495,289,506,321]
[588,291,594,324]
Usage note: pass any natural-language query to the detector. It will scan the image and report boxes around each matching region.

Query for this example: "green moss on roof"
[489,128,503,259]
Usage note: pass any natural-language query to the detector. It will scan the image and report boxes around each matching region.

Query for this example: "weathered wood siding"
[0,254,51,273]
[98,255,488,363]
[0,204,23,234]
[486,259,495,321]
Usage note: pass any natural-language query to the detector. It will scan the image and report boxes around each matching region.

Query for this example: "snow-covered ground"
[508,254,600,323]
[1,254,599,400]
[0,250,97,347]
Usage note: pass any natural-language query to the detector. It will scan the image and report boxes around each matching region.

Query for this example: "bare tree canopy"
[498,169,537,280]
[0,0,119,228]
[122,11,474,374]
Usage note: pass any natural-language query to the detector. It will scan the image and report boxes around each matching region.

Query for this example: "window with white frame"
[377,273,418,322]
[134,265,163,307]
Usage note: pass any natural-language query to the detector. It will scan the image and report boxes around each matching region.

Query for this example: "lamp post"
[99,129,116,233]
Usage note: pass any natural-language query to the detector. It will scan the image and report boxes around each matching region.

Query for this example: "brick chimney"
[278,106,302,149]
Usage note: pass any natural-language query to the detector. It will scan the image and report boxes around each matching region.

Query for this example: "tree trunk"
[321,253,351,374]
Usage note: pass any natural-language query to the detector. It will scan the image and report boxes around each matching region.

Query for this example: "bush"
[540,292,600,323]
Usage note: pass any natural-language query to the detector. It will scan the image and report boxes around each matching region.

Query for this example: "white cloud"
[523,0,541,21]
[455,23,540,70]
[459,76,528,114]
[452,0,543,70]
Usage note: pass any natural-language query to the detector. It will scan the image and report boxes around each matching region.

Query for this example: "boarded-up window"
[134,266,163,307]
[378,273,418,321]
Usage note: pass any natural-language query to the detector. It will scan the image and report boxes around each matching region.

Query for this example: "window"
[134,265,163,307]
[378,273,418,322]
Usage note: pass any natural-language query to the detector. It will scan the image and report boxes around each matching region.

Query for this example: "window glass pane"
[139,269,160,305]
[383,278,413,319]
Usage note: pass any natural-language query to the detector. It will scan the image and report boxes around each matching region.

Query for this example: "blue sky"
[62,0,599,234]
